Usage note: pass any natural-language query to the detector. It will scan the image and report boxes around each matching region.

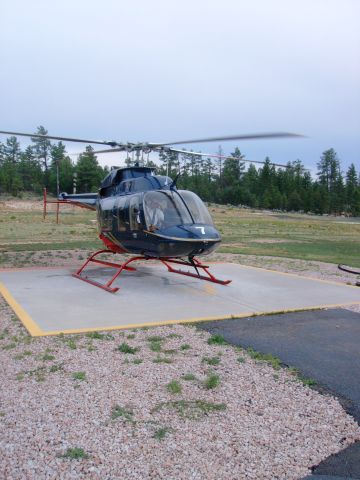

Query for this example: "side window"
[99,198,116,231]
[125,181,133,193]
[117,197,127,231]
[100,208,112,230]
[129,196,141,231]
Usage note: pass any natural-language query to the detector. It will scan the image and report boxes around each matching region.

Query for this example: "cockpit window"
[144,191,192,229]
[178,190,214,225]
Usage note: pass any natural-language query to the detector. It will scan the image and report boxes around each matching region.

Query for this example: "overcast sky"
[0,0,359,173]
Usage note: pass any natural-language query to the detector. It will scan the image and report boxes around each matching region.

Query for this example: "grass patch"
[49,364,64,373]
[246,348,281,370]
[14,350,33,360]
[299,375,317,386]
[40,353,55,361]
[147,335,165,342]
[204,372,220,390]
[2,204,359,267]
[61,447,88,460]
[180,344,191,351]
[149,341,162,352]
[72,371,86,381]
[166,380,182,394]
[0,329,9,340]
[111,405,135,423]
[153,427,172,440]
[86,331,114,340]
[207,334,227,346]
[117,342,139,354]
[181,373,196,381]
[167,333,182,339]
[213,209,360,268]
[237,356,246,363]
[202,356,220,366]
[153,356,173,364]
[152,400,226,420]
[132,358,143,364]
[288,366,317,385]
[2,342,17,350]
[66,339,77,350]
[23,366,47,382]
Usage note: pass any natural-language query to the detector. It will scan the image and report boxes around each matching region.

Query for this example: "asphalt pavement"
[198,308,360,480]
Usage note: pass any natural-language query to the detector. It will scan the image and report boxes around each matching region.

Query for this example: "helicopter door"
[122,195,145,252]
[129,196,142,231]
[114,196,127,232]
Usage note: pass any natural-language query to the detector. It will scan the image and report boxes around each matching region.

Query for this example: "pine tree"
[259,157,276,206]
[31,126,52,187]
[49,142,74,195]
[18,146,43,193]
[4,136,21,164]
[316,149,344,213]
[287,190,303,211]
[76,146,104,192]
[345,164,360,215]
[0,137,23,194]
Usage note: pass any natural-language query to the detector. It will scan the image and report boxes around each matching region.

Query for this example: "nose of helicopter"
[159,224,221,241]
[143,223,221,257]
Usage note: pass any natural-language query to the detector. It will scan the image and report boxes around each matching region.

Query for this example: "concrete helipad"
[0,262,359,336]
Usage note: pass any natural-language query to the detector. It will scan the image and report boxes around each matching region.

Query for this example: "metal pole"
[56,160,60,197]
[43,188,47,220]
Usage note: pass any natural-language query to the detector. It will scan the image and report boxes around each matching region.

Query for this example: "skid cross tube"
[73,251,232,293]
[72,250,140,293]
[160,258,232,285]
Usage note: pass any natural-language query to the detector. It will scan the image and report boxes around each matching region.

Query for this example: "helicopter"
[0,129,302,292]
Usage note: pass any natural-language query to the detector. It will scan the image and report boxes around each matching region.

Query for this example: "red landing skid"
[73,250,232,293]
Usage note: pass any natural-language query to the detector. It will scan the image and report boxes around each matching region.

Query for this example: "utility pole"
[218,145,223,182]
[56,159,60,197]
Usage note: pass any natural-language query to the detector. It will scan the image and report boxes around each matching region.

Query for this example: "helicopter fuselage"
[61,167,221,259]
[97,192,220,258]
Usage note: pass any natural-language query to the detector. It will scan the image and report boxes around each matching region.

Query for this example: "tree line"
[0,126,359,216]
[0,126,107,197]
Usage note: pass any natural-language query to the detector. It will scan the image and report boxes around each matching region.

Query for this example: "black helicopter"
[0,129,301,292]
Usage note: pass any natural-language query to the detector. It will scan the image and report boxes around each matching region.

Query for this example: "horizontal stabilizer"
[58,192,97,210]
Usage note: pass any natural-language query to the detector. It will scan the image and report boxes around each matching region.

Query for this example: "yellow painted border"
[38,301,360,336]
[0,282,43,336]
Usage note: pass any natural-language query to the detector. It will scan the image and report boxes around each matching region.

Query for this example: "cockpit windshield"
[177,190,214,225]
[143,190,214,230]
[144,191,192,230]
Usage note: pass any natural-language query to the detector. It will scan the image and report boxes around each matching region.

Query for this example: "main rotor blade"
[150,132,304,147]
[169,148,290,168]
[90,147,126,154]
[0,130,119,147]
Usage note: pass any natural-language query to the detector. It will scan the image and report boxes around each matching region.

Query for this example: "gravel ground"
[1,284,360,479]
[1,200,359,477]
